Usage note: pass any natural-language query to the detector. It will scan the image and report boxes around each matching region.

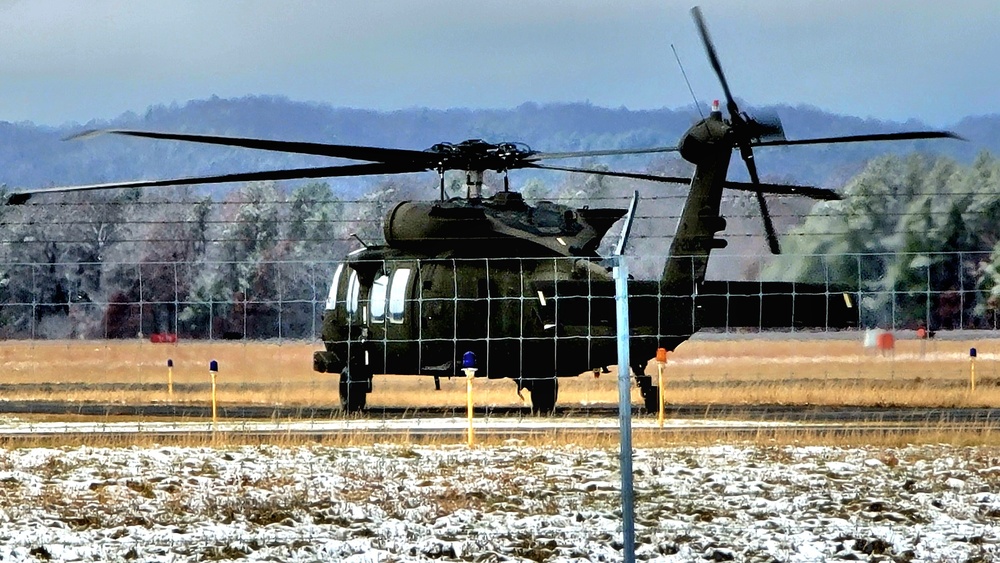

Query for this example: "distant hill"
[0,96,991,195]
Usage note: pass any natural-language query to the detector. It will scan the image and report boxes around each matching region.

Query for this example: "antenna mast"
[672,44,704,120]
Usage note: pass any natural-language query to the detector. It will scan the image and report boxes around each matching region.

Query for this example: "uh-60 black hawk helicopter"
[6,7,958,413]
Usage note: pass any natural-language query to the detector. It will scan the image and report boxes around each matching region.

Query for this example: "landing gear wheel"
[636,375,658,414]
[641,384,660,414]
[339,368,368,413]
[529,378,559,415]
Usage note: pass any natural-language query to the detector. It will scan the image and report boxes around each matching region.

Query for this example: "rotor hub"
[427,139,534,172]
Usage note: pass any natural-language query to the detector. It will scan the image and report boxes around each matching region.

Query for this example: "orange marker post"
[916,327,927,358]
[655,348,668,428]
[876,331,895,357]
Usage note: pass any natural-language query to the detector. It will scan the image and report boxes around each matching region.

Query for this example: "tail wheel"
[339,368,368,412]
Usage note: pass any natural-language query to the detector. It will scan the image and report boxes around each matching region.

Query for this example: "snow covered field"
[0,443,997,562]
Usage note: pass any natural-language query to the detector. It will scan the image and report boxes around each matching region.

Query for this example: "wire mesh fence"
[2,251,1000,410]
[0,259,333,341]
[2,251,997,342]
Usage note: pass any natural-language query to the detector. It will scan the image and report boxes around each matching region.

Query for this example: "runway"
[0,400,995,442]
[0,399,996,421]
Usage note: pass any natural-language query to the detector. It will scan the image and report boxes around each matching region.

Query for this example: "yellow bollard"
[209,360,219,428]
[970,348,977,393]
[655,348,668,428]
[166,359,174,400]
[464,367,476,446]
[462,351,477,447]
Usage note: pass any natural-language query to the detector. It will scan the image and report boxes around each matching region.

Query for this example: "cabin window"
[346,271,360,317]
[325,263,344,310]
[370,274,389,323]
[388,268,411,324]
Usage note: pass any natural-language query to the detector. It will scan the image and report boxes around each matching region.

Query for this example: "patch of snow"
[0,443,993,561]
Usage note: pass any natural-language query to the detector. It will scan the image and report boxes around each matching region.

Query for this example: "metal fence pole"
[277,261,283,341]
[959,251,966,329]
[137,263,144,338]
[173,262,179,336]
[31,264,37,339]
[926,262,931,332]
[613,258,635,563]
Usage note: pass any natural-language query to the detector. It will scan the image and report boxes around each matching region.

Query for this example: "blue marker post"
[462,352,477,447]
[970,348,977,393]
[209,360,219,428]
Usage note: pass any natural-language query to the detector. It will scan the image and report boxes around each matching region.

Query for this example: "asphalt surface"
[0,399,996,424]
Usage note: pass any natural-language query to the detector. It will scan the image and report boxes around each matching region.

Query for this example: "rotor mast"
[465,169,485,200]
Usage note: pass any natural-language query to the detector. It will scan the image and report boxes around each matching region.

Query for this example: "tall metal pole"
[613,259,635,563]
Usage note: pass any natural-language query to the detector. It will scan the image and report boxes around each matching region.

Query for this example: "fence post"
[613,258,635,563]
[925,263,931,333]
[959,251,965,329]
[173,262,179,337]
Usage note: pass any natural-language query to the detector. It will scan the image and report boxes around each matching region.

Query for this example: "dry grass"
[1,336,998,409]
[0,423,997,450]
[2,334,998,449]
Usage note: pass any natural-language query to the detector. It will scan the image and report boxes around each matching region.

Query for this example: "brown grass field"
[0,334,997,409]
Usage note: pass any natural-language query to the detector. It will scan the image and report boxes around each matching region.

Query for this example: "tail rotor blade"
[740,144,781,254]
[692,6,738,117]
[756,190,781,254]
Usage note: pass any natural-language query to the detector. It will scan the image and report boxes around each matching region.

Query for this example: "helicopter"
[4,7,959,413]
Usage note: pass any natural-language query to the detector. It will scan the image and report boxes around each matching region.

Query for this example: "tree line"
[3,150,999,339]
[0,181,374,339]
[770,150,1000,330]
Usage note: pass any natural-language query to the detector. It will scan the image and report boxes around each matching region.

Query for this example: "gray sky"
[0,0,995,127]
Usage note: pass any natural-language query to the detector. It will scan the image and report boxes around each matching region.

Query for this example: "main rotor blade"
[752,130,962,148]
[691,6,738,117]
[6,162,429,202]
[528,163,840,201]
[527,163,691,184]
[68,129,436,164]
[724,181,840,201]
[525,145,680,162]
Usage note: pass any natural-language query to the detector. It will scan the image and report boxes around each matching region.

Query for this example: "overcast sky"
[0,0,995,127]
